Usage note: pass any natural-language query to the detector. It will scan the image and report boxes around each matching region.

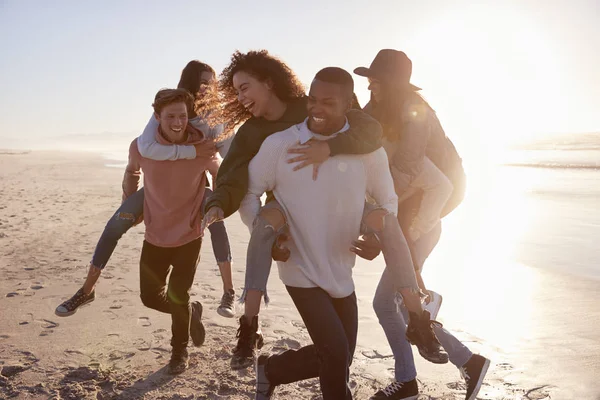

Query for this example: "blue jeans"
[266,287,358,400]
[91,187,231,269]
[373,222,473,383]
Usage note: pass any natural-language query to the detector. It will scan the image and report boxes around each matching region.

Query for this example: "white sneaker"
[423,290,442,320]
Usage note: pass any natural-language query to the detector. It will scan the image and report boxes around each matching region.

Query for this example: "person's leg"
[362,205,423,313]
[233,200,286,369]
[203,187,236,318]
[264,287,355,400]
[202,188,234,292]
[372,267,417,384]
[167,237,202,350]
[139,240,172,314]
[407,158,453,242]
[362,202,448,365]
[55,189,145,317]
[86,188,145,293]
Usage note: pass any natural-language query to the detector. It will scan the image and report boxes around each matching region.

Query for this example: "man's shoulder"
[261,125,300,149]
[359,147,389,165]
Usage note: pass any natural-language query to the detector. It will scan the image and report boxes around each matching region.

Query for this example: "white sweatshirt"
[239,119,398,298]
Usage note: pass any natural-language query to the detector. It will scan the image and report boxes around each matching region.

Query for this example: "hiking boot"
[55,287,95,317]
[231,315,264,370]
[423,290,443,320]
[460,354,490,400]
[370,379,419,399]
[255,354,275,399]
[406,310,448,364]
[190,301,206,346]
[168,347,189,375]
[217,289,236,318]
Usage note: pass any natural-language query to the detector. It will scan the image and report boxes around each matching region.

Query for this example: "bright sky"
[1,0,599,157]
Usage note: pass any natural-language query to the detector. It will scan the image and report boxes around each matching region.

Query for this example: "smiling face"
[155,101,188,143]
[232,70,275,118]
[197,70,214,98]
[306,79,352,135]
[368,77,383,103]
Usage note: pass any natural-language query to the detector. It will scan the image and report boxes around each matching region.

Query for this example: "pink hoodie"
[122,124,219,248]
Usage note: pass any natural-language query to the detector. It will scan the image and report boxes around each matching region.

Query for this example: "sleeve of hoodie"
[389,101,431,192]
[122,140,142,201]
[137,115,197,161]
[327,109,382,155]
[203,123,256,218]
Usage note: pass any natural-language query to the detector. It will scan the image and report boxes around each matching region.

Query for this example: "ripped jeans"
[241,200,422,304]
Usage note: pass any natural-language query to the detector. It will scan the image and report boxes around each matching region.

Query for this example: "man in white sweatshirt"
[240,67,397,400]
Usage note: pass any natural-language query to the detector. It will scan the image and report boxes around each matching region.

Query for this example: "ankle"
[82,284,95,295]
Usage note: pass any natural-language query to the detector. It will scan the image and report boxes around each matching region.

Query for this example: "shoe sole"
[418,348,449,364]
[191,302,206,347]
[217,306,235,318]
[427,292,443,320]
[467,358,490,400]
[54,297,95,317]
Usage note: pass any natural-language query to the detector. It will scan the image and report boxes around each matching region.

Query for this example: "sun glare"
[406,4,565,158]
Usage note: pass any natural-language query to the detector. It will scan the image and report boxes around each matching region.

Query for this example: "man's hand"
[287,140,330,180]
[194,139,217,159]
[272,232,291,262]
[350,233,382,260]
[200,206,224,235]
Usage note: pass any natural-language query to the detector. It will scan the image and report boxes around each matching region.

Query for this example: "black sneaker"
[459,354,490,400]
[190,301,206,346]
[168,347,189,375]
[55,287,95,317]
[370,379,419,400]
[255,354,275,399]
[217,289,236,318]
[231,315,264,370]
[406,310,449,364]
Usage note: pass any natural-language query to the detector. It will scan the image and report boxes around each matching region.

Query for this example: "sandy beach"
[0,150,594,399]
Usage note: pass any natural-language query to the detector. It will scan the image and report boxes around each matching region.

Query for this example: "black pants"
[266,286,358,400]
[139,238,202,350]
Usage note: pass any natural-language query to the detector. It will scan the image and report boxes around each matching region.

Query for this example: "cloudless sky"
[1,0,599,158]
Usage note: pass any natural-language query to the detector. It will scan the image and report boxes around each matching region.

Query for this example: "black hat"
[354,49,421,91]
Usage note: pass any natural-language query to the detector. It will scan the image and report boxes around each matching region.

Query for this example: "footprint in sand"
[36,319,59,329]
[137,317,151,327]
[361,350,393,360]
[102,310,119,320]
[447,381,467,390]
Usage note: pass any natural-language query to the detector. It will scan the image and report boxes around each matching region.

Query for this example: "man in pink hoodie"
[122,88,220,375]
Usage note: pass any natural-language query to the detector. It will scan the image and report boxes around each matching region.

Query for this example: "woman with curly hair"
[199,50,385,370]
[55,60,232,318]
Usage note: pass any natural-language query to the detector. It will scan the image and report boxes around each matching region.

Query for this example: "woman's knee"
[258,207,286,232]
[373,288,398,317]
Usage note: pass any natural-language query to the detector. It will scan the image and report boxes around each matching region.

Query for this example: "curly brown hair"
[212,50,305,130]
